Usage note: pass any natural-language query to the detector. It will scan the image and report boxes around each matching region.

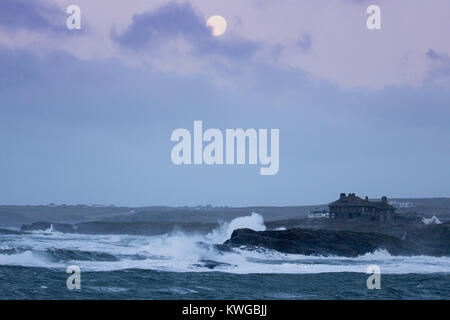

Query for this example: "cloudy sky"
[0,0,449,206]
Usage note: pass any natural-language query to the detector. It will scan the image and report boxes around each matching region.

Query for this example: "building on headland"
[329,193,395,221]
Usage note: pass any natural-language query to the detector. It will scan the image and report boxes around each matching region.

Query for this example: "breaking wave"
[0,213,449,274]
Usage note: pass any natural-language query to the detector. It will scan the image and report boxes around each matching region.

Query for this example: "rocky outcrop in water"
[20,221,218,236]
[223,224,450,257]
[224,228,415,257]
[19,219,450,257]
[0,228,23,235]
[20,222,74,233]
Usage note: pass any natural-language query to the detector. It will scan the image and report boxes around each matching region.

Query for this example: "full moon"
[206,15,227,37]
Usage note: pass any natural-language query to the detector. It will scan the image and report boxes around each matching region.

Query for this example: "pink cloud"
[1,0,449,89]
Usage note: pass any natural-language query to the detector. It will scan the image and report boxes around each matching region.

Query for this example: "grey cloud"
[0,0,64,32]
[426,49,450,83]
[297,33,312,52]
[111,2,259,59]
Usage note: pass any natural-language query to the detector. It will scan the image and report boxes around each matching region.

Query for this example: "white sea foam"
[0,213,449,274]
[206,212,266,243]
[0,250,60,268]
[422,216,442,225]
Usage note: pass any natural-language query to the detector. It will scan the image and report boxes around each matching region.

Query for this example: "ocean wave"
[0,213,449,274]
[46,248,119,262]
[0,250,60,268]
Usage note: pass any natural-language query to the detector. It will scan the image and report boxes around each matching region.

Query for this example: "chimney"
[382,196,387,203]
[365,196,369,201]
[340,193,346,200]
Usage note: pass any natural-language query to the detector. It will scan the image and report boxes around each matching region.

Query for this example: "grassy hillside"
[0,197,449,227]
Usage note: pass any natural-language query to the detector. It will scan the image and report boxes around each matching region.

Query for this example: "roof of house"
[329,193,395,210]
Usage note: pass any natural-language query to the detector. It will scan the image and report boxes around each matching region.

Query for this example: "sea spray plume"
[206,212,266,243]
[422,216,442,225]
[138,231,209,271]
[112,213,267,271]
[0,250,59,268]
[133,213,267,270]
[1,226,450,274]
[44,224,54,233]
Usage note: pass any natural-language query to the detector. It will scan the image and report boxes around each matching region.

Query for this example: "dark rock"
[213,244,234,253]
[46,248,119,262]
[194,259,234,269]
[20,222,75,233]
[73,221,217,235]
[20,221,51,231]
[0,228,23,235]
[20,221,218,236]
[264,218,450,256]
[224,228,421,257]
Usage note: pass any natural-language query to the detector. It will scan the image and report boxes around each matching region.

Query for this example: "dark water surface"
[1,266,449,300]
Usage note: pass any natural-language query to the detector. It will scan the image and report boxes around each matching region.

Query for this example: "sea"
[0,214,449,299]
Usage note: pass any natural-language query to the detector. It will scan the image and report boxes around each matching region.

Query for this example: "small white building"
[308,209,330,219]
